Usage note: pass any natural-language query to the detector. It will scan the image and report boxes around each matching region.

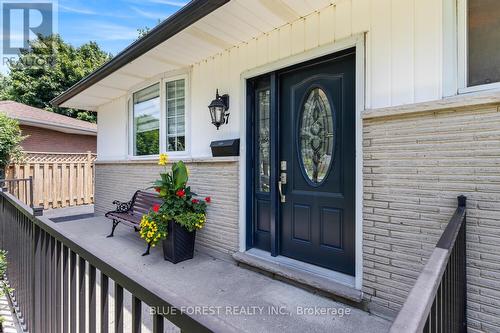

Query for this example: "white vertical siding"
[414,0,443,102]
[391,0,414,106]
[98,0,446,159]
[192,0,444,114]
[370,0,392,108]
[304,13,319,51]
[318,5,335,45]
[291,19,305,55]
[335,0,352,40]
[351,0,370,34]
[97,96,128,160]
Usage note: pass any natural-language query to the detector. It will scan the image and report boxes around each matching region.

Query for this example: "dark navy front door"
[279,51,355,275]
[248,49,356,275]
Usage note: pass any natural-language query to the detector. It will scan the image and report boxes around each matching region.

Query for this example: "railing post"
[457,195,466,208]
[33,206,43,217]
[29,176,34,208]
[460,195,467,332]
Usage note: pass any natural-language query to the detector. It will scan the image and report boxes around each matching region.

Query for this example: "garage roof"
[0,101,97,135]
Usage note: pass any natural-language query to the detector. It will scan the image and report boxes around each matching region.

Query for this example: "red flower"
[152,204,160,212]
[192,199,199,204]
[176,189,186,197]
[204,196,211,203]
[154,187,161,193]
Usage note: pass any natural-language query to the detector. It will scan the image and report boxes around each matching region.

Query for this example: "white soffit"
[61,0,334,110]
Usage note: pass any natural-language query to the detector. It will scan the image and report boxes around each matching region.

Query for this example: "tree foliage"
[136,19,162,40]
[0,113,25,175]
[1,35,111,123]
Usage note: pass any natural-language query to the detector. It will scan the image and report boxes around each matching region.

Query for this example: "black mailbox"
[210,139,240,157]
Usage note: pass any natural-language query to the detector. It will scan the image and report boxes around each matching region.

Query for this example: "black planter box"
[162,221,196,264]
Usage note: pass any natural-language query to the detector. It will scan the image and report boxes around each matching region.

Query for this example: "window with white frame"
[130,76,187,157]
[464,0,500,88]
[133,83,160,156]
[166,79,186,152]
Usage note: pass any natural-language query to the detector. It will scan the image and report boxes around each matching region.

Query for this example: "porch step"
[233,249,363,306]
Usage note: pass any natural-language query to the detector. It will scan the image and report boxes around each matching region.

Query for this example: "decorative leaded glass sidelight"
[257,89,270,192]
[298,87,334,184]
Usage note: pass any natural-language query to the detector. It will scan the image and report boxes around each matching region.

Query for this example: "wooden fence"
[6,152,96,209]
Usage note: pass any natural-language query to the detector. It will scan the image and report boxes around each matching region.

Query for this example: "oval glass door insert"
[298,87,334,184]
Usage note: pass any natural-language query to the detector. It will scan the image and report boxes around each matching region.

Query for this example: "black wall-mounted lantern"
[208,89,229,130]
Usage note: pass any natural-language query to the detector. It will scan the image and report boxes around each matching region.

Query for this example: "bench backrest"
[130,190,163,215]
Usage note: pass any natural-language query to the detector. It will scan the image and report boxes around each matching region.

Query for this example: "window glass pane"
[468,0,500,87]
[167,136,185,152]
[257,89,270,193]
[299,88,334,184]
[133,83,160,156]
[166,79,186,152]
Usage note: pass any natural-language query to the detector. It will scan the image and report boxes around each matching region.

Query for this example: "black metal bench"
[104,190,163,238]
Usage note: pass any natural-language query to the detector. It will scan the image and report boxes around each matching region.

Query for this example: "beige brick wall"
[94,161,239,255]
[363,104,500,332]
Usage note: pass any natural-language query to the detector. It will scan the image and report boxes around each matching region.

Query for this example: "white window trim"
[457,0,500,94]
[164,73,190,157]
[127,72,190,160]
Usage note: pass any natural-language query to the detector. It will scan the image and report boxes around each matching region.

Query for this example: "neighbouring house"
[49,0,500,331]
[0,101,97,208]
[0,100,96,153]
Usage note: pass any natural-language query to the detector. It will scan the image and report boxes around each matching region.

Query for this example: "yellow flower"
[158,153,169,166]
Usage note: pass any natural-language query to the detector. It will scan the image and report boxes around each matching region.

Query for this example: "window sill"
[95,156,239,165]
[459,82,500,94]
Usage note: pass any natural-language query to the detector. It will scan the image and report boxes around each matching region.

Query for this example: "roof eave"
[50,0,230,108]
[17,118,97,136]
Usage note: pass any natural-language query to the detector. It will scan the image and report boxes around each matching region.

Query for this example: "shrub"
[0,113,25,176]
[0,250,6,279]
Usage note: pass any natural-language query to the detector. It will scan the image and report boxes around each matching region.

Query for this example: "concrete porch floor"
[41,213,390,333]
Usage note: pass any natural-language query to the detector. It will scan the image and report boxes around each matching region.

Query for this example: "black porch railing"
[0,177,35,209]
[0,189,215,332]
[390,195,467,333]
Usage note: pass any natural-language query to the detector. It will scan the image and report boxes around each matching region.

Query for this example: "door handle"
[278,181,286,203]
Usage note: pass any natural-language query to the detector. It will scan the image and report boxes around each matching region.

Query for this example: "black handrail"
[436,195,467,249]
[0,190,223,332]
[390,195,467,333]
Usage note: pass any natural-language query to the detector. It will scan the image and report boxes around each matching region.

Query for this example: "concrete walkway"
[39,213,391,333]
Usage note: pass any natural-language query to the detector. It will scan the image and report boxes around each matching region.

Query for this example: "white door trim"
[238,34,366,291]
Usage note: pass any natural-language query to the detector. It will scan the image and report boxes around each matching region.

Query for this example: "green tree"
[137,19,162,40]
[0,114,25,177]
[0,74,10,100]
[137,26,152,39]
[1,35,111,123]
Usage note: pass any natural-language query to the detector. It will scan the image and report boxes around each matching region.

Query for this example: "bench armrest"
[112,200,133,213]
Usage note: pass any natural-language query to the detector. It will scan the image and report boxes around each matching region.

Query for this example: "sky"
[57,0,187,56]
